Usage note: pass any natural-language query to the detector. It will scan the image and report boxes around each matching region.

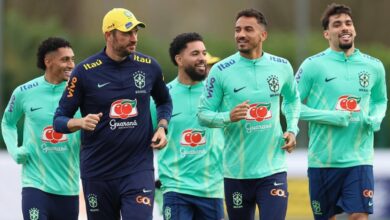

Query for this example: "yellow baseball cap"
[206,52,221,65]
[102,8,146,33]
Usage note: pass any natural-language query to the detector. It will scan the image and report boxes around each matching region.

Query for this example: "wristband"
[157,124,168,134]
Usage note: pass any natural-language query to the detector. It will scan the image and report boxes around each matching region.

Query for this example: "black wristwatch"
[157,124,168,134]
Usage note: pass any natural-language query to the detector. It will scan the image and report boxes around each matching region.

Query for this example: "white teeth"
[340,33,350,37]
[340,35,350,40]
[196,65,206,70]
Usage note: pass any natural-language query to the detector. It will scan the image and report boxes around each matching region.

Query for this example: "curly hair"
[36,37,72,70]
[169,32,203,66]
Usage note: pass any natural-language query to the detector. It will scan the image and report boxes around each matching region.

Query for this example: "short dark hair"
[36,37,72,70]
[169,32,203,66]
[236,8,268,27]
[321,3,353,30]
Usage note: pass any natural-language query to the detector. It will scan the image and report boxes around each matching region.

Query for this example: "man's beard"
[339,42,353,50]
[185,65,207,82]
[115,45,133,57]
[238,47,251,54]
[112,34,134,57]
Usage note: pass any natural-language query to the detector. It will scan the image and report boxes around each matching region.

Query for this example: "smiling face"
[45,47,75,81]
[234,16,267,59]
[323,13,356,52]
[177,41,207,82]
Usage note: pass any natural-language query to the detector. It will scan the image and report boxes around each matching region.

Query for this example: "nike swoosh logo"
[234,86,246,93]
[30,107,42,112]
[142,189,152,193]
[368,201,373,206]
[325,77,337,82]
[273,181,284,186]
[171,112,182,118]
[97,82,110,88]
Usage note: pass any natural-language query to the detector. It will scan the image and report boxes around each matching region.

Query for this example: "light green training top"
[2,75,80,195]
[296,48,387,168]
[151,78,224,198]
[198,52,300,179]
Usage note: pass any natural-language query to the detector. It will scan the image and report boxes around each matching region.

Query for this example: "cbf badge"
[267,75,279,92]
[133,71,146,89]
[359,71,369,88]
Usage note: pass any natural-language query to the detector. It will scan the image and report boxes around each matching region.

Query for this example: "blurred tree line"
[1,0,390,149]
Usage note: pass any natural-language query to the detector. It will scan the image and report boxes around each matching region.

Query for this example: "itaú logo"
[335,95,361,112]
[109,99,138,119]
[41,126,67,144]
[246,103,272,122]
[180,129,206,147]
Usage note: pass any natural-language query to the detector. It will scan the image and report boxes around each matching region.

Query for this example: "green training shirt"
[151,78,224,198]
[296,48,387,168]
[2,76,80,195]
[198,52,300,179]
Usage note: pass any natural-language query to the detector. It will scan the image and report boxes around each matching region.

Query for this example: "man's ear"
[323,30,329,40]
[175,54,182,66]
[44,55,51,69]
[104,31,112,42]
[260,30,268,42]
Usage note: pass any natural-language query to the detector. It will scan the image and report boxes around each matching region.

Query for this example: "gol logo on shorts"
[270,188,287,197]
[136,196,151,206]
[362,189,374,198]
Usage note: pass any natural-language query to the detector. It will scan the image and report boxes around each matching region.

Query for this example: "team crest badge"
[29,208,39,220]
[359,72,369,88]
[267,75,279,92]
[164,206,172,220]
[312,200,322,215]
[88,194,98,208]
[232,192,243,208]
[133,71,146,89]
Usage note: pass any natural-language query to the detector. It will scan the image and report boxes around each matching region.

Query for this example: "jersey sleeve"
[296,60,350,127]
[366,61,388,131]
[198,68,231,128]
[280,63,300,134]
[1,89,28,164]
[150,63,172,123]
[53,67,84,133]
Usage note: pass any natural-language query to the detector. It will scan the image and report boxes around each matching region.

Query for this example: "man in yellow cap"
[53,8,173,220]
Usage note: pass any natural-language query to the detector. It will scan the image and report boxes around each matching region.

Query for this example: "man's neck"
[239,46,263,60]
[330,44,355,57]
[44,73,63,85]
